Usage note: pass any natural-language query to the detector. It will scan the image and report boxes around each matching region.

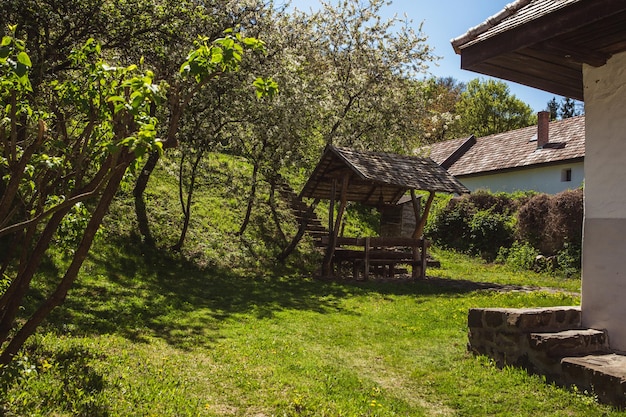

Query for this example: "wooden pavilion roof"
[450,0,626,100]
[299,146,469,206]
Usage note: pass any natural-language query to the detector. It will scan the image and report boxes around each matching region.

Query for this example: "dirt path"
[419,276,580,297]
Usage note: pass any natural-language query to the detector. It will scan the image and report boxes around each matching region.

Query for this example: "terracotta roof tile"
[424,115,585,177]
[452,0,581,52]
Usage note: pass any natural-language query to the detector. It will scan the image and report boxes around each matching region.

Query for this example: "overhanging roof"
[299,146,469,205]
[451,0,626,100]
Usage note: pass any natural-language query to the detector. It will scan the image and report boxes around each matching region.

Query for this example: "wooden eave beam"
[390,188,407,205]
[460,0,626,70]
[469,61,583,100]
[541,40,611,67]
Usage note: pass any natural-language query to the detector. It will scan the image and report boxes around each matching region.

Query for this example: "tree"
[545,96,583,121]
[128,2,271,246]
[294,0,436,153]
[547,97,559,121]
[559,97,580,119]
[419,77,465,143]
[0,28,271,365]
[454,78,536,137]
[0,35,164,365]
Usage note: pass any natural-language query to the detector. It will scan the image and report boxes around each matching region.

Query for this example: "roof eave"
[452,0,626,100]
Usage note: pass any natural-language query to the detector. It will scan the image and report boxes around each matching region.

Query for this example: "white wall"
[582,50,626,352]
[458,162,584,194]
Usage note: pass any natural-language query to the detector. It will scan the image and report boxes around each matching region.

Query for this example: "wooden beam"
[328,179,336,235]
[460,0,626,69]
[467,61,583,101]
[322,174,350,277]
[541,40,611,67]
[414,191,435,239]
[410,189,422,238]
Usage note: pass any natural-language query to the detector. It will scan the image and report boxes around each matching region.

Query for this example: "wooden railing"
[321,236,427,280]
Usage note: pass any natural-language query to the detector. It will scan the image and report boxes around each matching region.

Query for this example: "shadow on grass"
[44,235,495,351]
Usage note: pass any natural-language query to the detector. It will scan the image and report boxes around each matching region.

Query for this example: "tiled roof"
[451,0,581,53]
[424,115,585,177]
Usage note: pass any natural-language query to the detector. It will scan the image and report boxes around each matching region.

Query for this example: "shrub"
[517,193,552,253]
[467,190,516,214]
[469,209,514,261]
[496,241,539,271]
[549,189,583,252]
[429,188,582,274]
[556,242,582,277]
[426,193,515,259]
[425,196,474,252]
[517,189,583,256]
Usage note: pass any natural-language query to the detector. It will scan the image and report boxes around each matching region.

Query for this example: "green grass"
[429,247,581,293]
[0,153,602,416]
[2,236,621,416]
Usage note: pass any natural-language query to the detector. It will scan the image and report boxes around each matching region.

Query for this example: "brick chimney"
[537,111,549,148]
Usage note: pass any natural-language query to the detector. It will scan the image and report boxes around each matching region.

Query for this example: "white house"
[452,0,626,354]
[425,113,585,194]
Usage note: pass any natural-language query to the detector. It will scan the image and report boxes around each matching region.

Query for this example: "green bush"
[428,189,582,275]
[556,242,582,277]
[496,241,539,271]
[425,196,474,252]
[426,193,515,260]
[469,209,514,261]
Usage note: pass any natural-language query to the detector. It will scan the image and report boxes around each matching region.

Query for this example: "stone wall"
[467,306,607,382]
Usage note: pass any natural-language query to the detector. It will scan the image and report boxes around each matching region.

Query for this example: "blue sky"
[286,0,559,113]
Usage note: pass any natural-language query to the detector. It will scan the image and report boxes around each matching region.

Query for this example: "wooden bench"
[322,236,427,280]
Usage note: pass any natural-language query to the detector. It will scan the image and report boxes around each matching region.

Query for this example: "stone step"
[562,353,626,408]
[529,329,608,358]
[468,306,581,335]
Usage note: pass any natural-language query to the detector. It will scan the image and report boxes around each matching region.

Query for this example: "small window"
[561,168,572,182]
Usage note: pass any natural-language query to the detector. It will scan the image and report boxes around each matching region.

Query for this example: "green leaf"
[14,62,28,78]
[0,46,9,59]
[1,36,11,47]
[17,51,32,68]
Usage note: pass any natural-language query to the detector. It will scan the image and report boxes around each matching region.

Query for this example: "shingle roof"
[424,115,585,177]
[299,146,469,205]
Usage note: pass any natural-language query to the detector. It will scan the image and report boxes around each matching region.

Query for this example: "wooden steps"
[275,177,327,244]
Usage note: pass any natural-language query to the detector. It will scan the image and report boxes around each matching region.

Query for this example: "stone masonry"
[467,306,608,382]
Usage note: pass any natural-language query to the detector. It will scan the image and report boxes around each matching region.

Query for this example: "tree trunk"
[268,180,287,245]
[277,199,320,263]
[0,156,131,365]
[133,150,160,246]
[0,209,68,346]
[172,150,203,251]
[238,159,260,236]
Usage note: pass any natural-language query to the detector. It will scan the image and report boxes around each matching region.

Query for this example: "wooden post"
[364,236,371,280]
[328,179,337,235]
[413,190,435,239]
[322,175,349,277]
[410,189,422,238]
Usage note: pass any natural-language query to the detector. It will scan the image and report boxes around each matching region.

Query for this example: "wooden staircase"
[467,306,626,407]
[275,177,326,244]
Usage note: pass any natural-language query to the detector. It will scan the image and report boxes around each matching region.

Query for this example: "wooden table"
[322,236,427,280]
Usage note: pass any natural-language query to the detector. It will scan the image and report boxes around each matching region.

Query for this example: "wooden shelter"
[300,145,469,279]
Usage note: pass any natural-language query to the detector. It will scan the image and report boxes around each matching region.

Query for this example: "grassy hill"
[1,153,619,416]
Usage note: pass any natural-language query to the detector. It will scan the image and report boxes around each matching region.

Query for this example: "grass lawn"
[1,239,621,416]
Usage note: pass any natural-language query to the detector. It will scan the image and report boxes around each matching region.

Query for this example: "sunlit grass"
[3,239,618,416]
[429,246,581,293]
